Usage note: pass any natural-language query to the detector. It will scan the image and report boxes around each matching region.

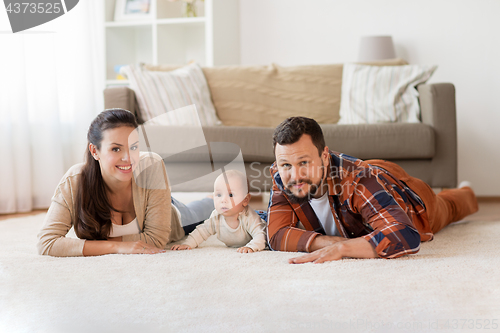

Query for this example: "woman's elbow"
[37,239,51,256]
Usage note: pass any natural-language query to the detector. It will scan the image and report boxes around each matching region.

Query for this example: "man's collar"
[326,152,342,196]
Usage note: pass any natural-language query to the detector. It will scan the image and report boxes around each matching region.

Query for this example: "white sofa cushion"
[338,64,437,124]
[122,63,221,126]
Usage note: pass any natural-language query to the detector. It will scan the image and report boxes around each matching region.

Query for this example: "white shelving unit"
[103,0,240,85]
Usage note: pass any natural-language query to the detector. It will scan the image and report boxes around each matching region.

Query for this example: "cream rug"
[1,213,499,333]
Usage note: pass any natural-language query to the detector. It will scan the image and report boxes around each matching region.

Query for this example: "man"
[267,117,478,263]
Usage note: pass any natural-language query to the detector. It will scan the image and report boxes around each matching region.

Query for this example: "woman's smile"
[116,164,132,173]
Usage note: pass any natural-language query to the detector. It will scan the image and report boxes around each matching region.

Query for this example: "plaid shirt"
[267,151,427,259]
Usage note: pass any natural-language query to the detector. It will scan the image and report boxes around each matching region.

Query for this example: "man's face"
[275,134,329,203]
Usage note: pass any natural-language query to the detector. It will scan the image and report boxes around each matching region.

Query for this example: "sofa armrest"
[418,83,457,188]
[103,86,138,119]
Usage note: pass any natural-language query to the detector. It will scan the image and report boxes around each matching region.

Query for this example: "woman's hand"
[171,244,192,251]
[116,241,166,254]
[237,247,254,253]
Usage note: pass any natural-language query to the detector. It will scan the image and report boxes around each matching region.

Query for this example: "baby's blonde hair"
[217,170,250,194]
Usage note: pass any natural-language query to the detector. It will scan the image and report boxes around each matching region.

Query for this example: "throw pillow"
[121,63,221,126]
[338,64,437,124]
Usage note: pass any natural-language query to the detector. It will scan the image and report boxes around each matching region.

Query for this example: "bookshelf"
[103,0,240,85]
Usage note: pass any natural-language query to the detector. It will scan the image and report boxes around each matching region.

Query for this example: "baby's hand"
[171,244,192,251]
[237,247,254,253]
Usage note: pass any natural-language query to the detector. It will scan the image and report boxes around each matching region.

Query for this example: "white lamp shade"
[357,36,396,62]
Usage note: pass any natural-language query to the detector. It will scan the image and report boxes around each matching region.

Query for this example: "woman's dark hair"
[74,109,138,240]
[272,117,326,156]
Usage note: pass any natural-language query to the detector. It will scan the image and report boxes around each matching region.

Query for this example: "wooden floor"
[1,198,499,222]
[0,209,48,221]
[467,198,500,222]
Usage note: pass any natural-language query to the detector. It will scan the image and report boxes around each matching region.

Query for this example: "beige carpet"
[1,213,499,333]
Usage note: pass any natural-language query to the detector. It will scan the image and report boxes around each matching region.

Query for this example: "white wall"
[239,0,500,196]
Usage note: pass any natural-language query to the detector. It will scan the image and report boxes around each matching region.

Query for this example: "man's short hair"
[272,117,326,156]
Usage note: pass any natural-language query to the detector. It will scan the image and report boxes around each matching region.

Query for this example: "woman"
[37,109,213,256]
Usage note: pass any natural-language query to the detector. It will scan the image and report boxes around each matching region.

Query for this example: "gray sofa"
[104,65,457,193]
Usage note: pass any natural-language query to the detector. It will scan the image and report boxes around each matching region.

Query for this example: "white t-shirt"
[309,192,340,236]
[109,218,141,238]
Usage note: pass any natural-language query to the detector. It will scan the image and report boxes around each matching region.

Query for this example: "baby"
[171,170,266,253]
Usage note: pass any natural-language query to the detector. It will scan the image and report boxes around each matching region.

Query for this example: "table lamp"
[357,36,396,62]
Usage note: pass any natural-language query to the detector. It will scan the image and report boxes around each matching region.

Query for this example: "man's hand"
[289,243,344,264]
[290,238,378,264]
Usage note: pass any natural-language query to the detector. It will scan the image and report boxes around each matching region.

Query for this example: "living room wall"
[239,0,500,196]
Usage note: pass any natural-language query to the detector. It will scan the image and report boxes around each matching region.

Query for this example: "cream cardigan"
[37,152,184,257]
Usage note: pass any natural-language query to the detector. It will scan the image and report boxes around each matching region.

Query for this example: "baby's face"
[213,175,249,218]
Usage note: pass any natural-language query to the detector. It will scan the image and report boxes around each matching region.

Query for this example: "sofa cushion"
[338,64,437,124]
[202,63,343,127]
[321,123,435,160]
[122,63,221,126]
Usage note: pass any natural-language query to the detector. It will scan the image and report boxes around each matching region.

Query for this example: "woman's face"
[92,126,140,187]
